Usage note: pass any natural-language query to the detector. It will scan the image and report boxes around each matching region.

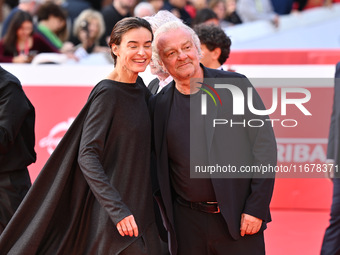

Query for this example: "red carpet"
[265,209,330,255]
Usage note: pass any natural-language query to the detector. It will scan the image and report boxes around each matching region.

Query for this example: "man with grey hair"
[1,0,42,37]
[150,20,276,255]
[144,10,180,94]
[134,2,155,17]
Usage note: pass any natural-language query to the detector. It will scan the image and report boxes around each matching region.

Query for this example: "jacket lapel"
[154,82,175,160]
[202,67,219,154]
[151,83,159,95]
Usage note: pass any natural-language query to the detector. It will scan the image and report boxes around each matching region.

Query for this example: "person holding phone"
[0,10,59,63]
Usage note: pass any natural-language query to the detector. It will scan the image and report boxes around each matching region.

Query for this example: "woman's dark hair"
[3,11,33,55]
[108,17,153,66]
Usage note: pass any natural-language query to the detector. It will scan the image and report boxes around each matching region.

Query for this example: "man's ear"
[212,48,221,61]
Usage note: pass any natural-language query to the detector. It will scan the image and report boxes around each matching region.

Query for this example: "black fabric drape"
[0,78,156,254]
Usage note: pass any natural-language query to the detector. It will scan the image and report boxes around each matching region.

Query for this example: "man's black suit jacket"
[148,78,160,95]
[150,65,277,254]
[327,62,340,177]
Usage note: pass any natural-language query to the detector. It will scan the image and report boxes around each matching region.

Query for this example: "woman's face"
[16,21,33,41]
[150,0,164,12]
[113,27,152,74]
[213,1,226,20]
[87,18,100,40]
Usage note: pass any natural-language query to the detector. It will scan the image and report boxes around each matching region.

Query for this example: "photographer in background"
[72,9,110,62]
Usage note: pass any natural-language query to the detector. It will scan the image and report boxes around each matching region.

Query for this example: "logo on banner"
[39,117,75,154]
[197,82,222,113]
[198,82,311,128]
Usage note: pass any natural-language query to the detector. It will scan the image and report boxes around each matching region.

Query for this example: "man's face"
[200,44,214,68]
[31,1,42,15]
[200,43,222,69]
[149,0,164,12]
[156,28,201,81]
[169,0,186,9]
[118,0,136,10]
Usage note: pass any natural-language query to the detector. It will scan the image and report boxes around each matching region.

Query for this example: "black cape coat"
[0,77,157,254]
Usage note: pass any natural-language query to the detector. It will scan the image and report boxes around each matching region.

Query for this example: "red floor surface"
[265,209,330,255]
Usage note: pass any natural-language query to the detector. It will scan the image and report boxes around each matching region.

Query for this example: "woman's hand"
[12,54,31,63]
[116,215,139,237]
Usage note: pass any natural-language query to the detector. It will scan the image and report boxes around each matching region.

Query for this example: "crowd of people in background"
[0,0,338,64]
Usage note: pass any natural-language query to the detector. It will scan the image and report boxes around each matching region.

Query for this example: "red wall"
[228,50,340,65]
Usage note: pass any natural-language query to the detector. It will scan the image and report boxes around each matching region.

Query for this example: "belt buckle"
[206,202,220,213]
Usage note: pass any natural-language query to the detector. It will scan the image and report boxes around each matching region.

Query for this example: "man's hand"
[116,215,138,237]
[240,213,262,237]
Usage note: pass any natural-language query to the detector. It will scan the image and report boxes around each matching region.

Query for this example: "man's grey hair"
[144,10,181,32]
[152,20,202,68]
[133,2,155,17]
[144,11,182,73]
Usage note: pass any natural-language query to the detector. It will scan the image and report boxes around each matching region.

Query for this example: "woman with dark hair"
[0,17,161,255]
[0,10,59,63]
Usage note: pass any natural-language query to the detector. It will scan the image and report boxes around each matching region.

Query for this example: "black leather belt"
[176,197,220,214]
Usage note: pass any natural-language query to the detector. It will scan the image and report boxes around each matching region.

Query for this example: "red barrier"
[259,87,333,210]
[228,50,340,65]
[24,86,92,181]
[23,85,333,210]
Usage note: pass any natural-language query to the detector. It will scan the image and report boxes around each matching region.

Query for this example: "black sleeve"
[137,76,152,102]
[327,62,340,160]
[241,76,276,221]
[0,83,30,154]
[78,85,132,225]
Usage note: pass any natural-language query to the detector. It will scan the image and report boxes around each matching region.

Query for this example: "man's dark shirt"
[167,87,216,202]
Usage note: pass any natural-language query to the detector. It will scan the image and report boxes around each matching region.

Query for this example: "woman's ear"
[111,44,119,56]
